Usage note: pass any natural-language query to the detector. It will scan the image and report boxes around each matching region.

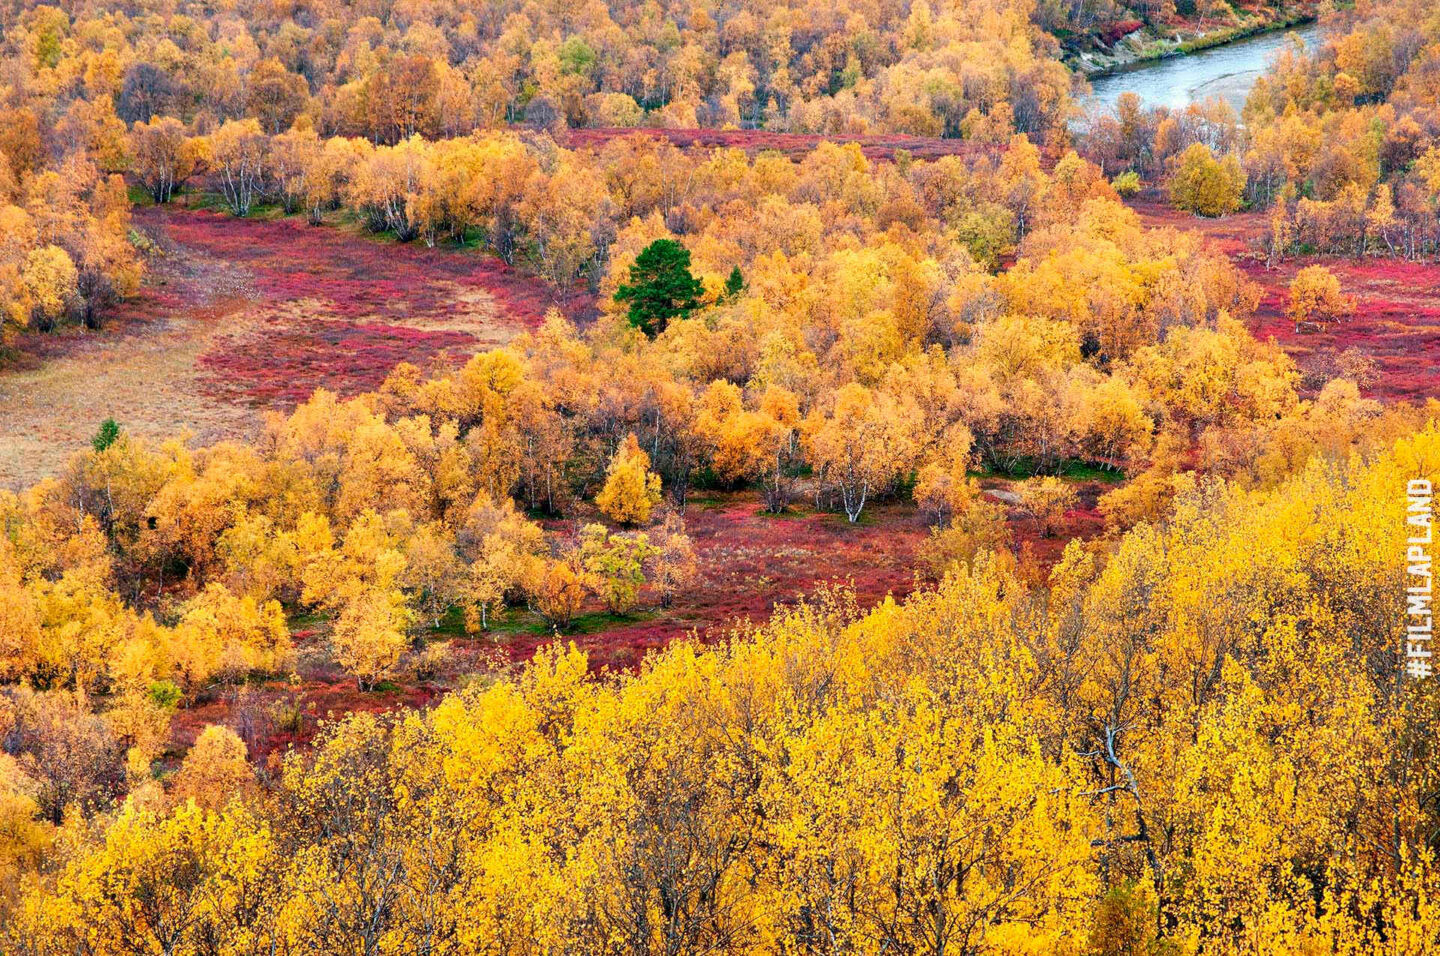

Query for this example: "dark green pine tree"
[723,265,745,301]
[614,239,705,338]
[91,418,121,452]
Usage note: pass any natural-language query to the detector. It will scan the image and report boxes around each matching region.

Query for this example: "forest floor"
[1131,196,1440,403]
[0,202,556,488]
[555,127,1002,163]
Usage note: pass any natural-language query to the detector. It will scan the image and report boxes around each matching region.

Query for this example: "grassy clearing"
[0,203,554,488]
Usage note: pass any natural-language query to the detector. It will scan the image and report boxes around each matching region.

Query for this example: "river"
[1085,20,1324,115]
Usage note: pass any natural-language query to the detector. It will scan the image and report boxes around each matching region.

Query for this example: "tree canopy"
[614,239,706,338]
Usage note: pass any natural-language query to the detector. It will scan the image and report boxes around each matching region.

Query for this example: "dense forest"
[2,0,1440,952]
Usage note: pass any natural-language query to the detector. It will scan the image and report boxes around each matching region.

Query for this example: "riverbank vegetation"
[1064,2,1320,76]
[1080,0,1440,260]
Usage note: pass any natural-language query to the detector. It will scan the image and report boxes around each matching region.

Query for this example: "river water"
[1085,20,1324,115]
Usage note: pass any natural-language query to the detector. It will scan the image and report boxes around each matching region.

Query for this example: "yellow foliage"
[1287,264,1353,332]
[531,559,587,630]
[11,426,1440,951]
[1017,476,1079,537]
[169,585,292,694]
[331,588,413,690]
[1169,143,1244,217]
[594,433,662,526]
[171,725,253,810]
[20,244,77,329]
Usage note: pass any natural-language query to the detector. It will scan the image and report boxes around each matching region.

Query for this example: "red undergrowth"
[557,127,1004,163]
[145,207,561,407]
[1131,197,1440,403]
